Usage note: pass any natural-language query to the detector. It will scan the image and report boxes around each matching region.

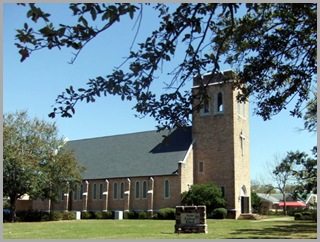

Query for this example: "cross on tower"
[240,130,246,156]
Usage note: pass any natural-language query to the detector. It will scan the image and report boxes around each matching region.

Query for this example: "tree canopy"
[270,149,317,215]
[181,183,225,218]
[3,110,85,221]
[14,3,317,130]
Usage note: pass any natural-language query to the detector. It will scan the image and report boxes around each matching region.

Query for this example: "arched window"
[120,182,124,199]
[113,182,118,199]
[93,183,97,200]
[142,181,147,199]
[164,180,170,199]
[79,184,83,200]
[201,96,210,116]
[74,184,78,200]
[99,183,103,200]
[120,182,125,199]
[135,181,140,199]
[217,92,223,112]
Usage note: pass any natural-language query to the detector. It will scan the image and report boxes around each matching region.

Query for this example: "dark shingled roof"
[66,127,192,179]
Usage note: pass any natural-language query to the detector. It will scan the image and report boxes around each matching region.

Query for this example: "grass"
[3,218,317,239]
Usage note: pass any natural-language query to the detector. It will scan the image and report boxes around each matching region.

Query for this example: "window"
[240,130,246,156]
[164,180,170,199]
[113,182,118,200]
[201,98,210,115]
[93,183,97,200]
[74,184,78,200]
[142,181,147,199]
[120,182,125,199]
[135,181,140,199]
[199,161,204,173]
[217,92,223,112]
[60,190,65,201]
[99,183,103,200]
[79,184,83,200]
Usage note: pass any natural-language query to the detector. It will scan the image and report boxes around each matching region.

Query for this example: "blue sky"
[3,3,316,182]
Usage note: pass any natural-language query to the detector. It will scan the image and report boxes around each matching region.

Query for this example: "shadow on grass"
[228,221,317,239]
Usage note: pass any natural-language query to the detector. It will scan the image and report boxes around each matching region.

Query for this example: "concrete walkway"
[252,216,294,222]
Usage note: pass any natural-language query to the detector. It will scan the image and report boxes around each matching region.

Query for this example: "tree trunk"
[9,194,18,222]
[283,193,287,216]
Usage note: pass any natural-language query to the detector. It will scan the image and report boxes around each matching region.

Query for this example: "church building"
[32,70,251,219]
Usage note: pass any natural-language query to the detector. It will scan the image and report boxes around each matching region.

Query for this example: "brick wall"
[49,173,184,213]
[192,71,251,219]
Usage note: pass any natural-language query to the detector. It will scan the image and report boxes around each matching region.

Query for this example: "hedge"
[210,208,227,219]
[156,208,176,220]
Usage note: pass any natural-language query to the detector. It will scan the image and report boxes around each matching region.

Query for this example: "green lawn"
[3,218,317,239]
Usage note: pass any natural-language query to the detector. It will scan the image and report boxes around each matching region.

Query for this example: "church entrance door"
[241,196,249,213]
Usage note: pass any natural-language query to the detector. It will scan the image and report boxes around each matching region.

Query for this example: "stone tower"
[192,70,251,219]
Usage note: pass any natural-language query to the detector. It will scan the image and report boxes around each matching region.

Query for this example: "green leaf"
[129,9,134,19]
[90,8,97,21]
[79,16,88,27]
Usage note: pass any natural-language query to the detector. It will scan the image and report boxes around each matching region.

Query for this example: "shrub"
[62,212,75,220]
[90,211,97,219]
[81,211,92,219]
[102,211,113,219]
[127,210,139,219]
[49,212,62,221]
[302,211,312,216]
[40,213,50,222]
[156,208,176,220]
[211,208,227,219]
[294,211,315,221]
[94,211,103,219]
[138,211,147,219]
[16,209,50,222]
[294,213,302,220]
[181,183,226,216]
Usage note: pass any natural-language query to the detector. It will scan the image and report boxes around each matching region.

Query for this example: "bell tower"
[192,70,251,219]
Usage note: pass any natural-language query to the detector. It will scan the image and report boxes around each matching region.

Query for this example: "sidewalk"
[252,216,294,222]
